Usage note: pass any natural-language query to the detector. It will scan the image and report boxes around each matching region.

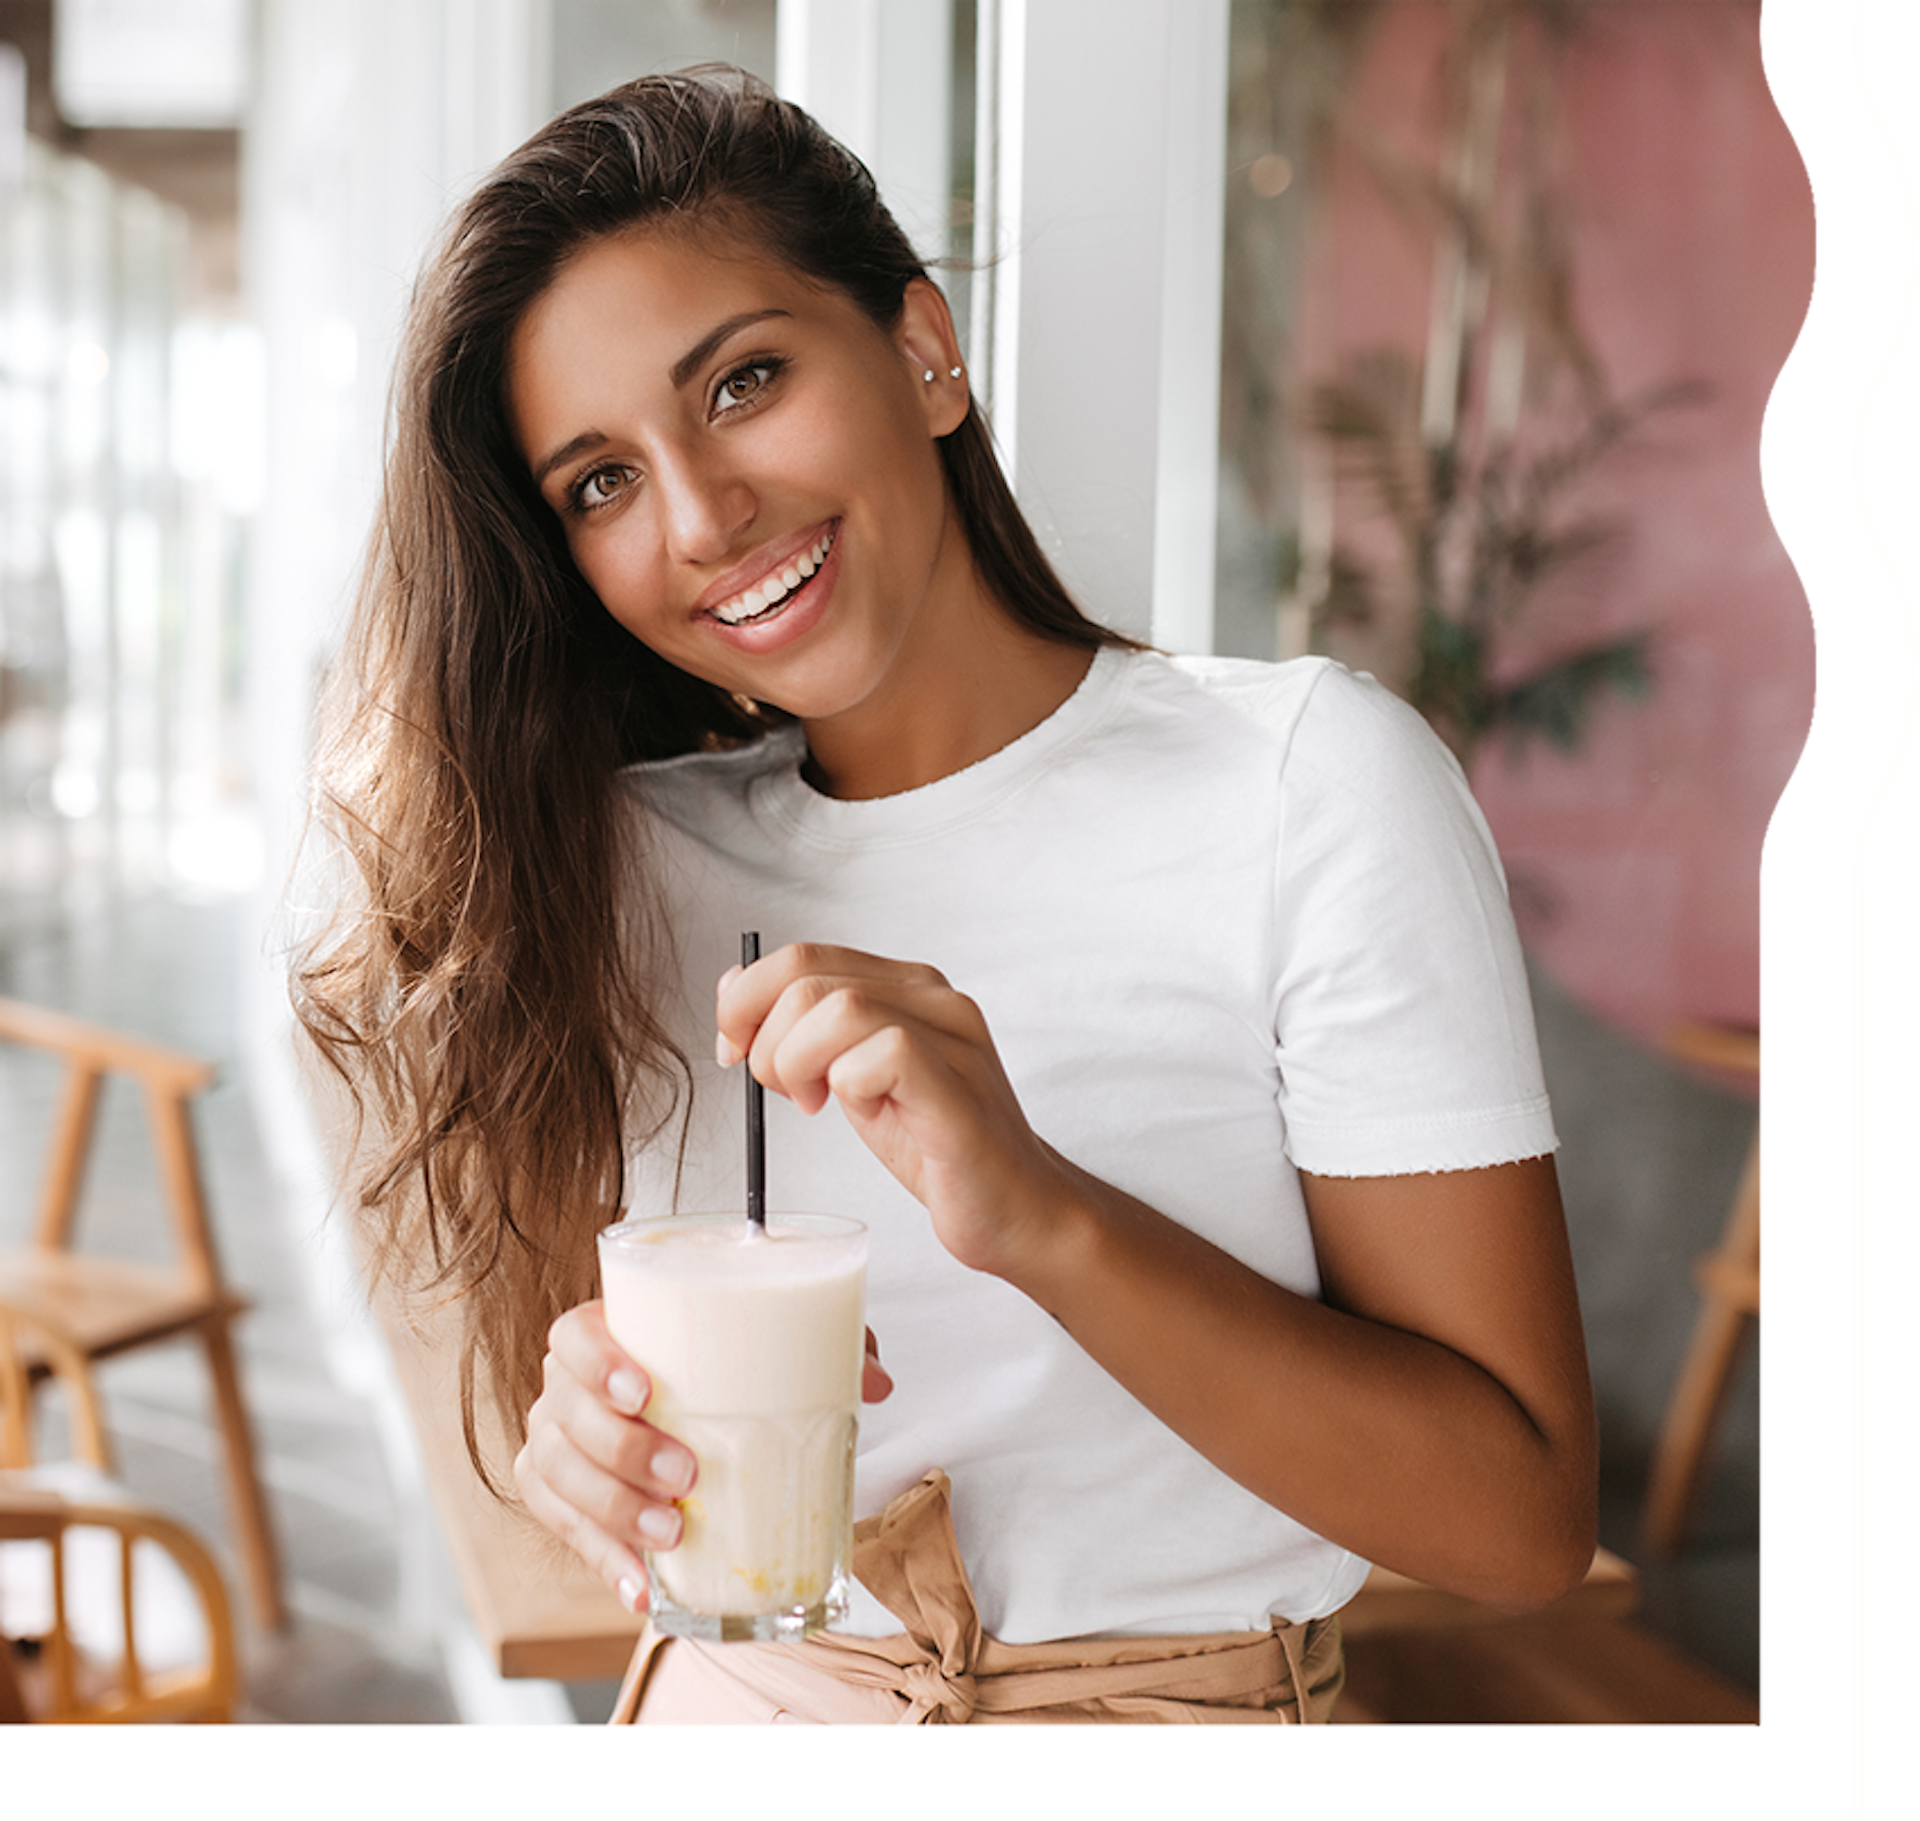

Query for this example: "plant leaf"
[1492,633,1653,757]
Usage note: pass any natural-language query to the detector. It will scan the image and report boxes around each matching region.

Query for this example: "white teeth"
[710,527,835,625]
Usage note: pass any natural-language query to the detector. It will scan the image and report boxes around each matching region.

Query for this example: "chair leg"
[0,1642,28,1724]
[35,1063,104,1251]
[198,1318,288,1631]
[140,1081,287,1628]
[143,1085,224,1291]
[1642,1139,1761,1558]
[1641,1300,1756,1556]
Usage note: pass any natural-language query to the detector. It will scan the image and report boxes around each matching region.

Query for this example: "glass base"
[648,1589,847,1643]
[639,1403,857,1645]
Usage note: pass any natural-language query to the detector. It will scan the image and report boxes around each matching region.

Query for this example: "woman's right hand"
[514,1301,895,1611]
[513,1300,696,1613]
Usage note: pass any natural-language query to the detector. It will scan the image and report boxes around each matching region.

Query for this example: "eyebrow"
[669,308,790,389]
[530,307,792,488]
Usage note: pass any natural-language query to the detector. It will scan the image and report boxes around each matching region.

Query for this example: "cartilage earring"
[922,368,936,382]
[949,365,963,379]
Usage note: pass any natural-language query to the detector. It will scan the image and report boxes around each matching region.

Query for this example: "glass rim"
[598,1209,867,1247]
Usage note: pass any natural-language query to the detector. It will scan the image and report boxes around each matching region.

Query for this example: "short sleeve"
[1269,665,1557,1177]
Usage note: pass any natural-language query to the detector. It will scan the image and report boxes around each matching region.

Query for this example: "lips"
[704,524,837,627]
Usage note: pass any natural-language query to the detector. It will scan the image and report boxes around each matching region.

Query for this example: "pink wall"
[1299,1,1813,1067]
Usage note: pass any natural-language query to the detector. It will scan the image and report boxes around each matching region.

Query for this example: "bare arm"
[1012,1151,1598,1611]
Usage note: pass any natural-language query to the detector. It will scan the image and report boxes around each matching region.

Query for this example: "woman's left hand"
[716,943,1066,1279]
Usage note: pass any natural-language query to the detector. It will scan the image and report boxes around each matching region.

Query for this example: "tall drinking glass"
[597,1211,867,1641]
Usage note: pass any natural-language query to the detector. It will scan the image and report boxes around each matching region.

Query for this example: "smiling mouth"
[707,525,837,627]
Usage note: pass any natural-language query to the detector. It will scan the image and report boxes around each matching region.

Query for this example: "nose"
[653,441,755,567]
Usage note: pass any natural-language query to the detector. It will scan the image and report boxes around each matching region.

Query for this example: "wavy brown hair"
[292,65,1135,1491]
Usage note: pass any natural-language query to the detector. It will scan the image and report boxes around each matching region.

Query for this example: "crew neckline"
[754,642,1137,847]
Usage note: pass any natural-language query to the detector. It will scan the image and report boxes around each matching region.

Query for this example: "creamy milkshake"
[597,1212,867,1641]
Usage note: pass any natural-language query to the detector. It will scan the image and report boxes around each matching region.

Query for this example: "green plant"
[1310,350,1704,763]
[1277,0,1707,766]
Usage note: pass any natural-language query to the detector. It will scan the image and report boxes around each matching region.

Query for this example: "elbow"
[1485,1403,1601,1615]
[1447,1436,1600,1615]
[1483,1488,1600,1617]
[1485,1537,1596,1617]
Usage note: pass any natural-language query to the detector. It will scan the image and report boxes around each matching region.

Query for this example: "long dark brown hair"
[292,65,1134,1489]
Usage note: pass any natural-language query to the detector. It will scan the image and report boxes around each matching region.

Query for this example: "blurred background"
[1,0,1804,1726]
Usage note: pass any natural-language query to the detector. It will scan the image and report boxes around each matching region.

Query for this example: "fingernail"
[715,1030,742,1068]
[652,1446,694,1494]
[717,963,743,994]
[638,1504,680,1546]
[616,1574,646,1612]
[607,1368,646,1413]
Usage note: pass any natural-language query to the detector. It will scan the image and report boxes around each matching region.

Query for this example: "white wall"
[970,0,1227,647]
[777,0,954,264]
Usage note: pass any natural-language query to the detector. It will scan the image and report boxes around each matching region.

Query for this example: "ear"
[895,277,970,437]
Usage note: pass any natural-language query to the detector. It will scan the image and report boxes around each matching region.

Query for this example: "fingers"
[717,944,983,1116]
[863,1326,894,1403]
[515,1302,698,1609]
[714,944,1049,1278]
[514,1433,653,1613]
[545,1297,649,1415]
[777,985,976,1115]
[718,945,951,1053]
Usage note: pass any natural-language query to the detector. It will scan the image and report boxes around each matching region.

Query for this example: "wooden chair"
[1,1303,241,1722]
[0,999,285,1628]
[1641,1022,1761,1558]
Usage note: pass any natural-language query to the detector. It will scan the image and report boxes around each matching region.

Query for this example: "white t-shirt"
[617,646,1556,1642]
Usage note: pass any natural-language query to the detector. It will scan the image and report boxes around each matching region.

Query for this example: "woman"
[295,65,1596,1725]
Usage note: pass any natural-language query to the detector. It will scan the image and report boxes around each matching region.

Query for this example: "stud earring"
[949,365,964,380]
[922,367,936,382]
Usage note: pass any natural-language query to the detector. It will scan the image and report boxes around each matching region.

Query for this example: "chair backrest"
[0,1302,240,1722]
[0,997,221,1282]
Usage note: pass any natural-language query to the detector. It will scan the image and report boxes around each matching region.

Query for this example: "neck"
[800,609,1097,801]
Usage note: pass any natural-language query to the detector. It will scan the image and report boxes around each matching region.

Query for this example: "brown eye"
[713,359,781,416]
[570,464,635,512]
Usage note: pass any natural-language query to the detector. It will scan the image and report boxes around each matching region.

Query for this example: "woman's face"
[507,227,973,728]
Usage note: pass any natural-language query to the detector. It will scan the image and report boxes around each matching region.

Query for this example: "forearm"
[1011,1152,1598,1611]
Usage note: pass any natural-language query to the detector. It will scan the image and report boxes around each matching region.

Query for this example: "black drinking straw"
[742,931,766,1229]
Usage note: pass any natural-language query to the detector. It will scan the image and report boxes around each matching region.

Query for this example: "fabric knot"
[611,1471,1346,1724]
[900,1657,978,1724]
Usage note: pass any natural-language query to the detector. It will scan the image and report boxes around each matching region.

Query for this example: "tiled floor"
[4,875,1758,1724]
